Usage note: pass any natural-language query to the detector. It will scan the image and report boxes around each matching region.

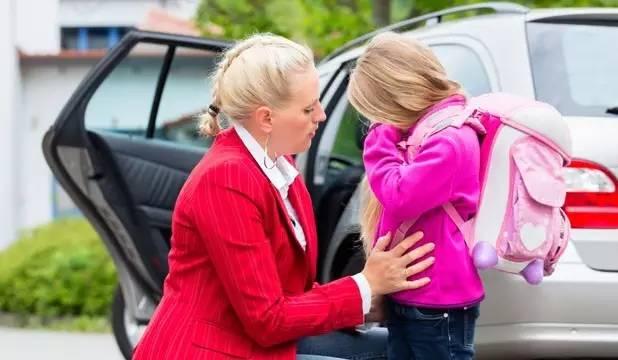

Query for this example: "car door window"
[316,88,365,192]
[313,90,366,244]
[320,71,334,94]
[155,48,217,148]
[85,43,166,136]
[431,44,492,96]
[331,102,363,167]
[85,44,218,148]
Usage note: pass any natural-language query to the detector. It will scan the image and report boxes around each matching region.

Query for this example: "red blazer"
[133,128,363,360]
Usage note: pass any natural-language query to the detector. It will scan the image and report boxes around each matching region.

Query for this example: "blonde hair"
[348,32,461,253]
[200,33,314,137]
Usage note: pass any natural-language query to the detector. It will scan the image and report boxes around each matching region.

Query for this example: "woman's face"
[270,66,326,156]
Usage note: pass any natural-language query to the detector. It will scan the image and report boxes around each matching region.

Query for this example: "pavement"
[0,326,124,360]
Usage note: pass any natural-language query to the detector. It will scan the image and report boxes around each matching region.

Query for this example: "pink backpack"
[397,93,572,285]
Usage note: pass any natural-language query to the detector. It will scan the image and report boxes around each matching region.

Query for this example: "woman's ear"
[254,106,274,134]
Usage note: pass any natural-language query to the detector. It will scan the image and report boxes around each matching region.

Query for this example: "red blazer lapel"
[288,178,318,283]
[221,128,308,256]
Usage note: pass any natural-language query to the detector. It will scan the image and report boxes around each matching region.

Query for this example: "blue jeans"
[386,299,480,360]
[296,327,387,360]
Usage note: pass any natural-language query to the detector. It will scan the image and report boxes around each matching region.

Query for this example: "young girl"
[348,32,484,360]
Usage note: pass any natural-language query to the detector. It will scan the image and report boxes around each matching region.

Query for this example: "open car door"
[42,30,230,358]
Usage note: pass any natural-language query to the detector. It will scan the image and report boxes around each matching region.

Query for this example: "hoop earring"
[263,134,277,170]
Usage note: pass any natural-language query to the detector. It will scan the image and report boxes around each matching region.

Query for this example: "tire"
[111,285,147,360]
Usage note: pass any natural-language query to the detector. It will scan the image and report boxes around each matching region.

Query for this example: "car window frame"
[421,34,500,93]
[298,63,349,195]
[80,31,231,149]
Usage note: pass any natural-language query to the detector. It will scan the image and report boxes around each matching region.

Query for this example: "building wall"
[16,0,61,54]
[1,0,202,248]
[15,0,199,56]
[18,59,96,230]
[0,0,20,249]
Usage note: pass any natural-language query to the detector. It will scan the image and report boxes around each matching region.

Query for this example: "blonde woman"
[132,34,436,360]
[348,32,484,360]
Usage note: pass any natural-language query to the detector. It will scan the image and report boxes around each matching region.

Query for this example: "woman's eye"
[304,108,314,114]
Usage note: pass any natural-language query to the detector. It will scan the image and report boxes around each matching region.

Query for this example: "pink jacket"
[363,95,485,308]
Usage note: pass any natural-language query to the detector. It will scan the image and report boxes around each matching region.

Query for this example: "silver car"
[43,2,618,359]
[302,3,618,359]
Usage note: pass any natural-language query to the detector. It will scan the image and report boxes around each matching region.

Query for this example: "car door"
[42,31,230,301]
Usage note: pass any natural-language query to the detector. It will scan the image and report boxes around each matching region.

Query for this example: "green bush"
[0,218,117,318]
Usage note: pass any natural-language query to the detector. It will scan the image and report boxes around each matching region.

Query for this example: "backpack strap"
[393,105,485,249]
[392,203,473,249]
[442,202,474,249]
[400,106,484,154]
[392,215,421,247]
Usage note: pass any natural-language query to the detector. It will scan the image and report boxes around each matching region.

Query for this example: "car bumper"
[477,322,618,359]
[477,253,618,359]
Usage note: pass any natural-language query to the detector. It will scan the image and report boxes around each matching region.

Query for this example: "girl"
[348,32,485,360]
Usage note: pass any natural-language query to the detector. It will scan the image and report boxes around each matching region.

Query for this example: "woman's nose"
[315,103,327,123]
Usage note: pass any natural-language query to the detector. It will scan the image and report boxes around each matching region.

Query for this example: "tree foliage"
[195,0,616,57]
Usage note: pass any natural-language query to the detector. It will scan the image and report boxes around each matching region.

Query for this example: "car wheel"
[111,285,147,360]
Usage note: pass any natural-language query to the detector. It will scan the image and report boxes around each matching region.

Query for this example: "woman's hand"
[361,231,434,296]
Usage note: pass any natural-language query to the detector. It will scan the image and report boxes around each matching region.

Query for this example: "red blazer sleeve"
[192,161,363,347]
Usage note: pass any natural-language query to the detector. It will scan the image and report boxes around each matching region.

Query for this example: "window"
[528,22,618,117]
[85,44,166,136]
[319,71,335,95]
[61,27,130,51]
[331,102,363,166]
[312,81,365,188]
[61,28,80,50]
[85,44,219,148]
[155,49,217,148]
[431,45,492,96]
[87,28,113,50]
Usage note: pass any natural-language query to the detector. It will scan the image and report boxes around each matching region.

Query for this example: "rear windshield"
[527,22,618,117]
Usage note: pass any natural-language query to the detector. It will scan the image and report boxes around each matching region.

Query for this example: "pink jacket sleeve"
[363,124,461,219]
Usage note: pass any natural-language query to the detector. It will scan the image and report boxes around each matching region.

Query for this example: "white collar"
[234,123,299,196]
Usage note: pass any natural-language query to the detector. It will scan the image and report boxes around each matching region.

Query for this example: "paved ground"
[0,326,124,360]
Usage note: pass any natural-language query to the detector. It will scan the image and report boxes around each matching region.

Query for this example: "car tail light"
[563,159,618,229]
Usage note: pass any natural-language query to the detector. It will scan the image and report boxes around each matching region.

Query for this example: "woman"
[132,33,435,360]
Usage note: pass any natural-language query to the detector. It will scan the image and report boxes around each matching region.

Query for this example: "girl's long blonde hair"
[348,32,462,254]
